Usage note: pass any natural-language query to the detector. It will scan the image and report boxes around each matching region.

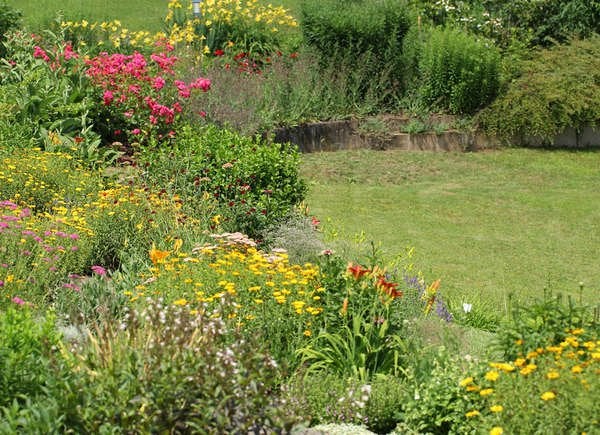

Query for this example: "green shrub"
[478,36,600,143]
[397,351,479,434]
[301,0,413,107]
[419,27,501,114]
[483,0,600,47]
[138,124,306,238]
[363,375,407,434]
[0,308,62,408]
[283,373,371,426]
[0,1,21,57]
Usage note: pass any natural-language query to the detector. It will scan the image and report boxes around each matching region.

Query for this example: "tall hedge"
[300,0,413,104]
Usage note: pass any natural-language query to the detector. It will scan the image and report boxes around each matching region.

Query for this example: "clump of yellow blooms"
[458,329,599,432]
[131,232,323,335]
[164,0,297,49]
[60,19,166,51]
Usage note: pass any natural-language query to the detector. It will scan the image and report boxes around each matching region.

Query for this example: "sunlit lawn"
[5,0,301,32]
[301,148,600,312]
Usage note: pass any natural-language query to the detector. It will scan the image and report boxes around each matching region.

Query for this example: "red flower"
[347,263,370,280]
[376,277,403,299]
[214,49,224,56]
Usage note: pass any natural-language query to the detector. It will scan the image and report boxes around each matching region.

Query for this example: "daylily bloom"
[347,263,370,280]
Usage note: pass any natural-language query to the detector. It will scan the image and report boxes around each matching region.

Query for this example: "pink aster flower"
[91,265,107,276]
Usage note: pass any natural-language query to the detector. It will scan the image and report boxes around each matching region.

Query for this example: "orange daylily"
[346,263,371,280]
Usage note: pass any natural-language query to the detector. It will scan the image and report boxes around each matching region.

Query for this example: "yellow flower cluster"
[0,149,102,213]
[60,19,165,50]
[46,185,188,237]
[132,234,323,333]
[460,330,600,431]
[163,0,296,47]
[200,0,297,29]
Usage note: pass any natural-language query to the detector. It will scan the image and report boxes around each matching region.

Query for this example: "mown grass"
[301,148,600,312]
[5,0,301,32]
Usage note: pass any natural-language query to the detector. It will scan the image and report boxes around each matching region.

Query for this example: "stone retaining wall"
[269,119,600,152]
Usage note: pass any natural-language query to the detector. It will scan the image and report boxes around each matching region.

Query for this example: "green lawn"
[5,0,301,32]
[301,148,600,312]
[5,0,168,31]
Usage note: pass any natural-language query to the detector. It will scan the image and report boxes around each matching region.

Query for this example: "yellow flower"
[520,363,537,376]
[490,427,503,435]
[465,410,480,418]
[173,298,187,306]
[490,405,503,413]
[459,377,474,387]
[546,370,560,380]
[303,330,311,337]
[484,370,500,382]
[489,362,515,372]
[541,391,556,401]
[480,388,494,396]
[571,365,583,374]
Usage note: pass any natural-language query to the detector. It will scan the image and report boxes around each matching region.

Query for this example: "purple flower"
[91,265,107,276]
[435,297,453,323]
[0,280,4,287]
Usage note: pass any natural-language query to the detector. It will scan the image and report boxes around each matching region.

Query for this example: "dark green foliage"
[301,0,413,107]
[482,0,600,47]
[478,36,600,142]
[419,27,501,114]
[0,308,62,408]
[0,1,21,57]
[138,124,306,238]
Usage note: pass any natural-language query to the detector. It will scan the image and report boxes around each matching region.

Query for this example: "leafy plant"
[0,1,21,57]
[419,26,501,114]
[0,30,97,150]
[138,123,306,238]
[60,299,296,432]
[495,288,600,360]
[0,307,62,408]
[478,36,600,143]
[301,0,413,107]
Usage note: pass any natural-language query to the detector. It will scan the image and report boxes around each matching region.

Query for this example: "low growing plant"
[60,299,296,432]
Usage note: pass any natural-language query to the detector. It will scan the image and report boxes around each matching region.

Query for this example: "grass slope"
[5,0,300,32]
[5,0,168,31]
[301,148,600,312]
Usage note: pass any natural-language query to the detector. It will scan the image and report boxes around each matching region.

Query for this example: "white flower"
[463,303,472,313]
